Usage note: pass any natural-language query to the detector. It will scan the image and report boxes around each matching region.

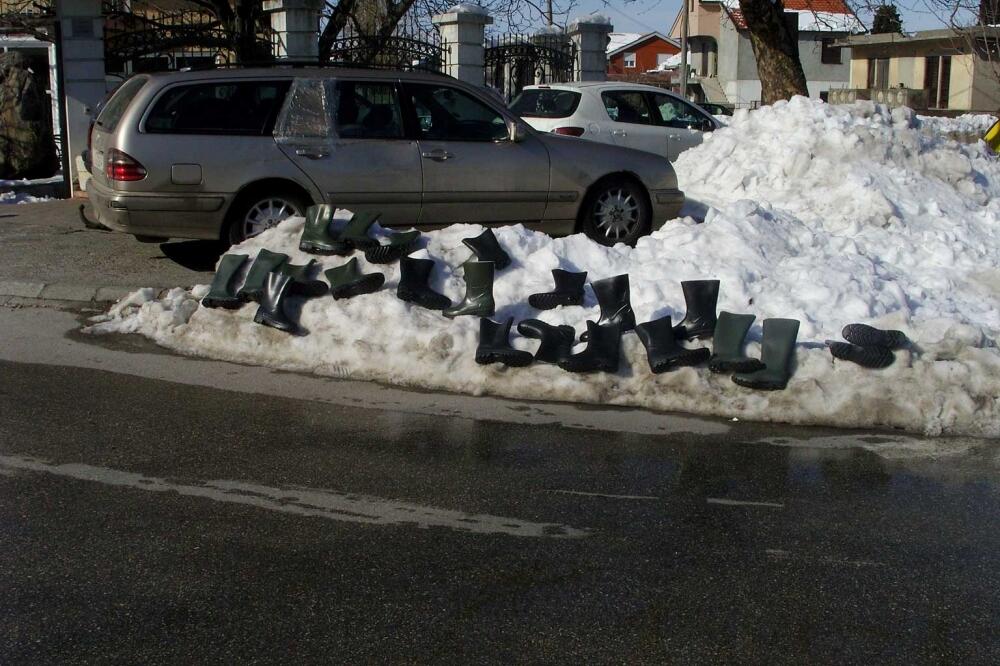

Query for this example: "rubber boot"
[253,271,297,333]
[463,228,511,270]
[826,341,895,369]
[635,315,710,373]
[517,319,576,364]
[324,257,385,300]
[673,280,720,340]
[278,259,327,298]
[238,249,288,302]
[396,257,450,310]
[443,261,495,318]
[338,211,381,250]
[580,274,635,341]
[528,269,587,310]
[365,230,420,264]
[476,317,534,367]
[201,253,248,309]
[842,323,908,350]
[708,311,765,374]
[559,321,621,373]
[299,204,349,255]
[732,318,800,390]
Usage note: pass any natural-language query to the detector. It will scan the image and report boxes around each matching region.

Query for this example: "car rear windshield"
[95,76,148,132]
[509,89,581,118]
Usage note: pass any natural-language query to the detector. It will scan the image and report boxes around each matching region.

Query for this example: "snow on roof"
[606,31,681,56]
[722,0,863,33]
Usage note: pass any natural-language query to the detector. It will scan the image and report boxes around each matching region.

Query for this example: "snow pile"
[0,191,53,204]
[90,98,1000,437]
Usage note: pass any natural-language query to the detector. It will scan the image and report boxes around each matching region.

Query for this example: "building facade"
[606,32,680,76]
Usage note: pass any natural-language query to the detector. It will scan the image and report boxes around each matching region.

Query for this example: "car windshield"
[509,89,581,118]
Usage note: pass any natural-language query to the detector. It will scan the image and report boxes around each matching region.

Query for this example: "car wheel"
[580,178,651,247]
[226,189,308,245]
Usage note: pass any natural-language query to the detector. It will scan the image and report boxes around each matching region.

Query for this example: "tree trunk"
[737,0,808,104]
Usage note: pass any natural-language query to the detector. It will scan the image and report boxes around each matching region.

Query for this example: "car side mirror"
[508,120,529,143]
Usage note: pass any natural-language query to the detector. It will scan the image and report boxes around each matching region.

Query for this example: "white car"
[510,82,721,162]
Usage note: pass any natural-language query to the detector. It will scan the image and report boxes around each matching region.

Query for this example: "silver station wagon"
[87,68,684,247]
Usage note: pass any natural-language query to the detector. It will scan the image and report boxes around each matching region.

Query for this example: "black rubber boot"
[732,318,800,390]
[476,318,534,367]
[842,323,908,350]
[324,257,385,300]
[517,319,576,364]
[827,341,896,369]
[253,271,297,333]
[364,230,420,264]
[443,261,495,318]
[559,321,622,373]
[237,249,289,302]
[339,211,381,250]
[673,279,720,340]
[396,257,451,310]
[201,253,248,309]
[528,269,587,310]
[708,311,765,374]
[299,204,349,255]
[580,274,635,341]
[635,315,710,373]
[278,259,328,298]
[463,228,510,270]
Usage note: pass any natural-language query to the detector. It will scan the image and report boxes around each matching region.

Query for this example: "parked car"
[509,82,722,162]
[86,68,684,247]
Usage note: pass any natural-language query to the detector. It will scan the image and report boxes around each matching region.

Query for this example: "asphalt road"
[2,305,1000,663]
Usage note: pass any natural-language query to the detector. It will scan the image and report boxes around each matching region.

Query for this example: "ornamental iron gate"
[484,33,575,102]
[324,13,444,72]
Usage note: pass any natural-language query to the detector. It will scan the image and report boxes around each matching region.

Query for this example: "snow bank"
[917,112,996,139]
[0,191,53,204]
[90,98,1000,437]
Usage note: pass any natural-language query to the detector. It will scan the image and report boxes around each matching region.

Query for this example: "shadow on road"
[157,240,226,272]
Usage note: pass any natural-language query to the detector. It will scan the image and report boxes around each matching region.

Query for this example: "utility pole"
[547,0,553,25]
[680,0,689,98]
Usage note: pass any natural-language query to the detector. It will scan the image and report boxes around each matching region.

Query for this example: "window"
[925,55,951,109]
[624,52,636,68]
[656,53,672,68]
[96,76,147,133]
[509,89,582,118]
[406,83,509,142]
[821,38,842,65]
[145,81,290,135]
[867,58,889,89]
[334,81,404,139]
[601,90,653,124]
[650,93,710,129]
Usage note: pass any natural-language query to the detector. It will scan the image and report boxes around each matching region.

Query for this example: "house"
[606,31,680,77]
[832,27,1000,112]
[668,0,863,107]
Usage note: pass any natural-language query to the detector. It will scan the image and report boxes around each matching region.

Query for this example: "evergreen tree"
[872,4,904,33]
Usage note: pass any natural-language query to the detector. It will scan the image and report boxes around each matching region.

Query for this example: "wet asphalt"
[2,359,1000,664]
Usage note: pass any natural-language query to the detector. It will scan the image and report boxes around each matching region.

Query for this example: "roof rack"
[179,59,452,77]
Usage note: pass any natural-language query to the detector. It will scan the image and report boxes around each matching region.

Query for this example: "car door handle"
[295,148,329,159]
[421,149,454,161]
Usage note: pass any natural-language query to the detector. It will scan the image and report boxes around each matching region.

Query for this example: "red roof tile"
[724,0,856,31]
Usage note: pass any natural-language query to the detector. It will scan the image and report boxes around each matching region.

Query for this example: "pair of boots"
[635,315,710,373]
[710,312,800,390]
[478,317,621,373]
[826,324,908,369]
[299,205,381,255]
[476,318,534,367]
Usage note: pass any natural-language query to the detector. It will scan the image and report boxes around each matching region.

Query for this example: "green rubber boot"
[339,211,381,250]
[299,205,349,255]
[732,318,800,391]
[237,249,288,303]
[443,260,495,318]
[324,257,385,300]
[364,230,420,264]
[201,253,248,309]
[278,259,328,298]
[708,311,765,374]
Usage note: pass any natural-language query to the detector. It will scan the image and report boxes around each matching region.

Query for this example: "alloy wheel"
[243,197,302,239]
[593,188,641,242]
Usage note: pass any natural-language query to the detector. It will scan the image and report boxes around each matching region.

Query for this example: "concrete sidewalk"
[0,198,221,302]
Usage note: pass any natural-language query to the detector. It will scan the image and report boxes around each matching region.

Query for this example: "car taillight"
[552,126,585,137]
[105,148,146,182]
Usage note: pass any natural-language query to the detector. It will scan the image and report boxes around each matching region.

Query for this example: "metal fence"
[324,11,445,72]
[484,33,575,101]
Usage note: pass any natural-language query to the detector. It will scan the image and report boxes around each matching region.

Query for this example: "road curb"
[0,280,174,304]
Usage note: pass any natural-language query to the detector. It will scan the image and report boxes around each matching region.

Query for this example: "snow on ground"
[917,112,996,139]
[0,191,53,204]
[89,97,1000,437]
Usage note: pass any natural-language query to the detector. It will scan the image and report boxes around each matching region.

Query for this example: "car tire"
[225,187,310,246]
[579,177,652,247]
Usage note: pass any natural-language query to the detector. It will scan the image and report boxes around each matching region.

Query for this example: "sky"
[561,0,955,35]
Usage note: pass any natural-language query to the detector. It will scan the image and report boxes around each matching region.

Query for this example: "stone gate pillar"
[568,15,612,82]
[264,0,323,60]
[433,5,491,87]
[54,0,105,189]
